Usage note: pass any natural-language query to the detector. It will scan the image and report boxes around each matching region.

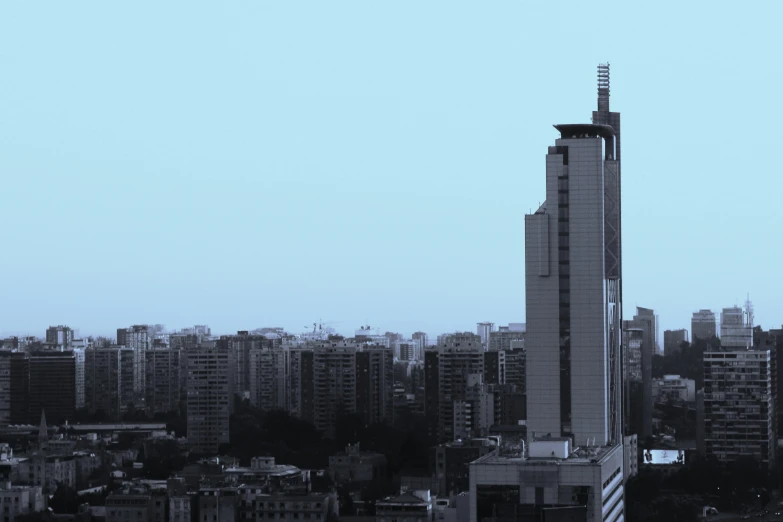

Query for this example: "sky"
[1,2,782,340]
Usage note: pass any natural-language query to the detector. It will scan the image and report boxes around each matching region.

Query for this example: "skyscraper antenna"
[597,63,610,112]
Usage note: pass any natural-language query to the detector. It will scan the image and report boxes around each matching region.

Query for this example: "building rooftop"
[474,443,620,467]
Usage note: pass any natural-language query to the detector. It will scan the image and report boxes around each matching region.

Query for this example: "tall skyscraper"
[624,307,656,438]
[691,309,717,341]
[720,305,753,349]
[187,342,231,454]
[524,64,622,448]
[470,65,624,522]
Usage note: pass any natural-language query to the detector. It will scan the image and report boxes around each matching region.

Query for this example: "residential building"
[0,482,44,522]
[356,346,394,426]
[425,334,485,443]
[453,375,494,440]
[45,325,74,349]
[249,346,289,412]
[488,324,526,352]
[652,375,696,404]
[236,489,337,522]
[73,346,86,409]
[117,325,151,405]
[220,332,272,402]
[692,310,717,341]
[0,353,12,424]
[503,347,526,393]
[9,353,29,425]
[288,348,314,423]
[187,343,231,454]
[412,332,429,359]
[663,329,688,357]
[85,346,124,420]
[483,351,505,385]
[703,349,775,468]
[145,344,181,415]
[313,344,357,437]
[106,483,167,522]
[28,351,76,424]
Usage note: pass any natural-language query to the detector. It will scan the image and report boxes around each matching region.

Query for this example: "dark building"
[663,329,688,357]
[490,384,526,426]
[85,346,123,419]
[504,347,526,393]
[424,351,439,443]
[432,438,497,496]
[624,307,656,439]
[356,347,394,426]
[29,351,76,424]
[483,351,506,385]
[691,309,717,341]
[289,349,315,423]
[9,352,29,425]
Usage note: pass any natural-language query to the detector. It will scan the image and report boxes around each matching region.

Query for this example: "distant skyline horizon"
[3,2,781,341]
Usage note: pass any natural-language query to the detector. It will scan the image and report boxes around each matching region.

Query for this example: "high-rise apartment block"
[356,346,394,426]
[691,309,717,341]
[117,325,151,405]
[45,325,74,349]
[425,333,484,443]
[720,305,753,349]
[288,348,314,423]
[248,346,289,412]
[145,344,182,415]
[663,329,688,357]
[703,350,775,468]
[187,343,231,454]
[84,346,136,419]
[471,65,625,522]
[476,323,494,350]
[488,323,525,352]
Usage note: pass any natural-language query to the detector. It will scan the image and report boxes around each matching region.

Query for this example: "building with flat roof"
[469,439,624,522]
[703,349,775,468]
[720,305,753,349]
[692,309,717,341]
[187,343,231,454]
[652,375,696,404]
[663,329,688,357]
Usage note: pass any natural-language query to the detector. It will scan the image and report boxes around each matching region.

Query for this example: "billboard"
[642,449,685,465]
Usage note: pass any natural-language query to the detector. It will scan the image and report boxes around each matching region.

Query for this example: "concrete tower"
[524,63,623,447]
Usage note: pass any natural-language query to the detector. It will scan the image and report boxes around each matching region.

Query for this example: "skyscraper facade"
[720,305,753,349]
[624,307,656,438]
[691,309,717,341]
[524,65,622,447]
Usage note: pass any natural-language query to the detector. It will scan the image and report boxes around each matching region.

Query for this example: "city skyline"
[3,2,782,340]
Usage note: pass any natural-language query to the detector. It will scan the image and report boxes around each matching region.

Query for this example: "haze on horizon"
[2,2,781,340]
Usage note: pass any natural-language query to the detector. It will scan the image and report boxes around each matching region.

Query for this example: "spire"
[597,63,610,112]
[38,410,48,443]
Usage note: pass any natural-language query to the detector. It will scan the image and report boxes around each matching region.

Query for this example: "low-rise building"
[0,483,44,522]
[237,489,337,522]
[469,438,624,522]
[328,443,387,485]
[433,438,498,496]
[652,375,696,403]
[376,490,432,522]
[106,483,167,522]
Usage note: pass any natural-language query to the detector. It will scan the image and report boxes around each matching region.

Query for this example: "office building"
[476,323,494,350]
[691,309,717,341]
[187,343,231,454]
[45,325,74,349]
[503,347,526,393]
[720,305,753,349]
[9,353,29,425]
[663,329,688,357]
[145,344,182,415]
[624,308,655,439]
[471,64,624,522]
[523,64,623,448]
[483,351,506,385]
[425,333,485,443]
[28,351,76,424]
[703,349,775,468]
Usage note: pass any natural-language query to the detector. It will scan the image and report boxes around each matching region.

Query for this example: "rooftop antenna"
[597,63,610,112]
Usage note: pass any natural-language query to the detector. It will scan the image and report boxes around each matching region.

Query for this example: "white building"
[652,375,696,403]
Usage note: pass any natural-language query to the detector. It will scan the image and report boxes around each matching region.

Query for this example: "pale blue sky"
[2,2,781,339]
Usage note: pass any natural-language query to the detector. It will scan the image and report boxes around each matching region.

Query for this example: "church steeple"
[38,410,48,446]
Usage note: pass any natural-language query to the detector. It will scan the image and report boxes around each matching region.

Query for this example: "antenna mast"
[597,63,610,112]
